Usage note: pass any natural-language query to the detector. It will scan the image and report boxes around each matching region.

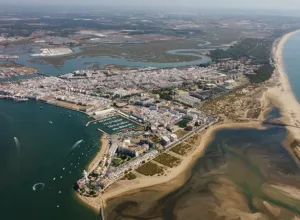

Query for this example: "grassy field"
[112,153,133,167]
[121,172,137,180]
[136,161,164,176]
[154,153,181,168]
[171,143,195,156]
[176,119,191,128]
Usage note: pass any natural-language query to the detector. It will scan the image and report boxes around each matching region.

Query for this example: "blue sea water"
[282,31,300,102]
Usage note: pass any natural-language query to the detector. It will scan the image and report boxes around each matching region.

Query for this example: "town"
[0,66,37,79]
[0,30,280,197]
[76,106,217,196]
[0,56,265,195]
[0,11,282,197]
[0,50,268,194]
[0,56,252,103]
[2,3,300,219]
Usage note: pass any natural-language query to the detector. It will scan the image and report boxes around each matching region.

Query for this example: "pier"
[97,128,108,135]
[100,208,105,220]
[99,198,106,220]
[86,114,139,135]
[86,110,143,127]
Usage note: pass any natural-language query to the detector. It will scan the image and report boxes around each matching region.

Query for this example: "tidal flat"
[105,126,300,220]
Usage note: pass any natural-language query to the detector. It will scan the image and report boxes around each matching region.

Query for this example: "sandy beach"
[76,133,110,212]
[78,30,300,214]
[87,133,109,171]
[80,121,265,211]
[265,30,300,139]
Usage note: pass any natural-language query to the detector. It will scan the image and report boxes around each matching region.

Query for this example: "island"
[31,47,73,57]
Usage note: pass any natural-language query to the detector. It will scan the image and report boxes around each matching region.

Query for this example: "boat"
[49,121,53,124]
[40,106,43,109]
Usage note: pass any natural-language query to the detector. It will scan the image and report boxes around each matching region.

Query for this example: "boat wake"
[13,137,21,158]
[66,139,83,158]
[32,183,45,191]
[70,140,83,152]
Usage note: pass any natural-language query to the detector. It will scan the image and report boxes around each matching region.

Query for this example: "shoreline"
[86,133,109,171]
[77,30,300,215]
[79,120,265,211]
[76,133,110,213]
[265,30,300,140]
[264,29,300,166]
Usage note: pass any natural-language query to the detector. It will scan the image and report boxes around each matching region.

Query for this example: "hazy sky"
[1,0,300,10]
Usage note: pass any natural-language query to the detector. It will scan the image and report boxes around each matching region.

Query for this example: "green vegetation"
[210,38,272,63]
[112,158,123,166]
[171,143,194,155]
[122,172,137,180]
[246,64,274,83]
[78,39,203,63]
[112,153,133,167]
[176,119,191,128]
[136,162,164,176]
[152,89,173,101]
[118,153,132,160]
[197,63,211,67]
[154,153,181,168]
[210,38,276,83]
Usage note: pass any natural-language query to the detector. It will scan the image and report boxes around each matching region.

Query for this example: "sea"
[0,100,100,219]
[282,31,300,102]
[1,33,300,219]
[0,44,211,220]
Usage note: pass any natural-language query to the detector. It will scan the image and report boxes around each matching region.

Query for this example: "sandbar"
[78,30,300,214]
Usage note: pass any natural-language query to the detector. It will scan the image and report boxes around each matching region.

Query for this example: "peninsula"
[1,28,298,216]
[73,31,300,218]
[2,6,300,220]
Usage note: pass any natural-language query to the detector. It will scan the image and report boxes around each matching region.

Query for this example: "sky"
[1,0,300,10]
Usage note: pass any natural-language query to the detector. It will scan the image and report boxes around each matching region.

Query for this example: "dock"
[97,128,108,135]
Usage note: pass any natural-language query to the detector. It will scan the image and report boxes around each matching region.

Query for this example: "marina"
[93,115,138,135]
[0,12,300,220]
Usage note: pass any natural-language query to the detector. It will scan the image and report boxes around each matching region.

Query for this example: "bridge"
[236,118,300,129]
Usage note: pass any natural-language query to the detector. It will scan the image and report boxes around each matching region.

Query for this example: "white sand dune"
[265,30,300,140]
